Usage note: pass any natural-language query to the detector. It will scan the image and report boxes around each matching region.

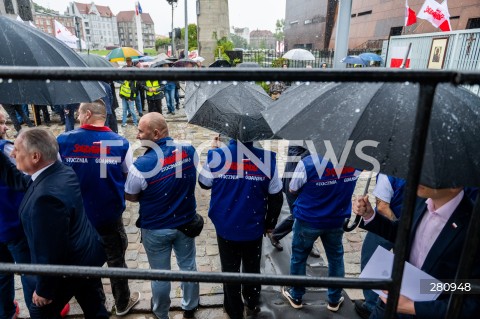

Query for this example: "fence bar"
[384,84,437,318]
[446,197,480,318]
[0,262,389,289]
[1,67,480,84]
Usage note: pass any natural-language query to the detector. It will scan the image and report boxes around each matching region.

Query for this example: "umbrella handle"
[343,171,374,232]
[343,215,362,232]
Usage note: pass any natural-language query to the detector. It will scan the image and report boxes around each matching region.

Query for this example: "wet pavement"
[9,101,372,318]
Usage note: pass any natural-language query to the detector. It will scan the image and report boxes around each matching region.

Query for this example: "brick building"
[249,29,275,49]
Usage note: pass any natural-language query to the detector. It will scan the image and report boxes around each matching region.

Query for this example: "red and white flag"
[417,0,451,32]
[389,46,411,68]
[405,0,417,26]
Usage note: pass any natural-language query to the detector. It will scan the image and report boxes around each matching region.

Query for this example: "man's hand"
[379,292,416,315]
[352,195,375,220]
[33,291,52,307]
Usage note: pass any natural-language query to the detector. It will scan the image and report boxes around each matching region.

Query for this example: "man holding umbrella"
[119,57,139,127]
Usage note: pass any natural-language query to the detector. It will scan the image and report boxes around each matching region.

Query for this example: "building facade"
[67,1,119,50]
[233,27,250,44]
[0,0,33,20]
[284,0,480,50]
[116,11,155,49]
[249,29,275,49]
[33,11,80,39]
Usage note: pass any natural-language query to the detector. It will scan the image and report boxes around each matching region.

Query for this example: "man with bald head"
[0,127,108,319]
[125,113,199,319]
[57,100,140,316]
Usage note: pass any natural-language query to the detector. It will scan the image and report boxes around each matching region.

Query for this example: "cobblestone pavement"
[9,101,374,318]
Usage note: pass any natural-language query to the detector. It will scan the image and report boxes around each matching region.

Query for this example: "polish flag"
[389,46,411,68]
[405,0,417,26]
[417,0,451,32]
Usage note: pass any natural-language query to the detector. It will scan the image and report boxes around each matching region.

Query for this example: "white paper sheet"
[359,246,442,301]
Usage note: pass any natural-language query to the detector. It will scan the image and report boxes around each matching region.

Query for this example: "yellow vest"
[146,80,161,97]
[120,80,136,99]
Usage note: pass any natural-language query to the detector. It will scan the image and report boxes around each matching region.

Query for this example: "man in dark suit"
[0,128,108,319]
[353,185,480,319]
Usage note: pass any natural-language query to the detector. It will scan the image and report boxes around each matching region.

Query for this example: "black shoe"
[176,105,180,110]
[183,306,198,319]
[267,233,283,251]
[244,305,260,317]
[354,300,372,319]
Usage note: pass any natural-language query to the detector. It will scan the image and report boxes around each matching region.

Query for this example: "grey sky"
[33,0,286,36]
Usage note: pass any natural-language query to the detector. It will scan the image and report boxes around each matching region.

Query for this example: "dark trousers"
[217,236,262,319]
[4,104,34,132]
[0,237,35,318]
[147,99,162,114]
[96,218,130,310]
[29,277,108,319]
[271,191,296,242]
[33,105,50,125]
[105,113,118,133]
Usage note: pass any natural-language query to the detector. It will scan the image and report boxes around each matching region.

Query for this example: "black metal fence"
[232,49,371,68]
[0,67,479,319]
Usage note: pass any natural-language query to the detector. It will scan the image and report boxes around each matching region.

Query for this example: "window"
[466,18,480,29]
[304,19,312,25]
[358,10,372,17]
[289,20,298,25]
[351,14,357,18]
[46,20,50,26]
[390,26,403,36]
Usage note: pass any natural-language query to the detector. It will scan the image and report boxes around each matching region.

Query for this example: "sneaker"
[354,300,372,319]
[176,105,180,110]
[281,286,302,309]
[116,291,141,316]
[309,245,320,258]
[183,306,198,319]
[171,112,176,115]
[267,233,283,251]
[121,124,127,127]
[327,296,344,312]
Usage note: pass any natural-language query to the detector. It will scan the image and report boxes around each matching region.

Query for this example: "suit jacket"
[0,153,105,300]
[362,195,480,319]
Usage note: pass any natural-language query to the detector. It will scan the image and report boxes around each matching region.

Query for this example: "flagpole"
[184,0,188,56]
[135,2,144,53]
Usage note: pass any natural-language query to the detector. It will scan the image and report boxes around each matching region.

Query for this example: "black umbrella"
[79,53,115,68]
[151,60,174,68]
[262,82,480,188]
[209,59,231,68]
[173,58,197,68]
[185,81,275,142]
[0,16,105,105]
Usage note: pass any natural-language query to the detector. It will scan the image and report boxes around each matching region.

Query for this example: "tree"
[180,23,198,50]
[214,36,234,62]
[230,33,247,49]
[155,37,171,51]
[274,19,285,42]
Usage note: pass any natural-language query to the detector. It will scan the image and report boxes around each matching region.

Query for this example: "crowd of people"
[0,60,479,319]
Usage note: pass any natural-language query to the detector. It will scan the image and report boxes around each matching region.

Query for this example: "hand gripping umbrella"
[0,16,105,105]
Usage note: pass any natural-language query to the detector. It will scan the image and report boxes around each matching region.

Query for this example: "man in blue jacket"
[0,127,107,319]
[125,112,199,319]
[282,155,358,312]
[0,106,35,318]
[57,100,140,316]
[199,139,283,319]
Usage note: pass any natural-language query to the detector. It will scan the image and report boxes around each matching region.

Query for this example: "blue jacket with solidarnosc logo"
[135,137,197,229]
[57,125,130,228]
[293,155,358,229]
[0,140,25,242]
[207,140,277,241]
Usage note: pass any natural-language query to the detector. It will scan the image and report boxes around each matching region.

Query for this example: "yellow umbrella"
[106,47,143,62]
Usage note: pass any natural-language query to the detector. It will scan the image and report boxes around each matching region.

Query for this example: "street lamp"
[166,0,178,57]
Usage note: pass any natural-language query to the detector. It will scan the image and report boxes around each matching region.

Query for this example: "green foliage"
[143,48,157,55]
[274,19,285,42]
[33,2,57,14]
[88,50,110,56]
[180,24,198,50]
[214,36,234,62]
[155,38,171,51]
[230,33,247,49]
[272,57,287,68]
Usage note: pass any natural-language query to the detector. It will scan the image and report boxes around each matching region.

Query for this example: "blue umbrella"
[359,52,383,62]
[340,55,368,66]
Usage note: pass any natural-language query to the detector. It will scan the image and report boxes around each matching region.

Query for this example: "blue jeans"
[121,98,138,126]
[290,219,344,304]
[164,88,175,113]
[361,231,394,312]
[0,237,36,318]
[64,104,78,132]
[142,228,199,319]
[135,95,143,116]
